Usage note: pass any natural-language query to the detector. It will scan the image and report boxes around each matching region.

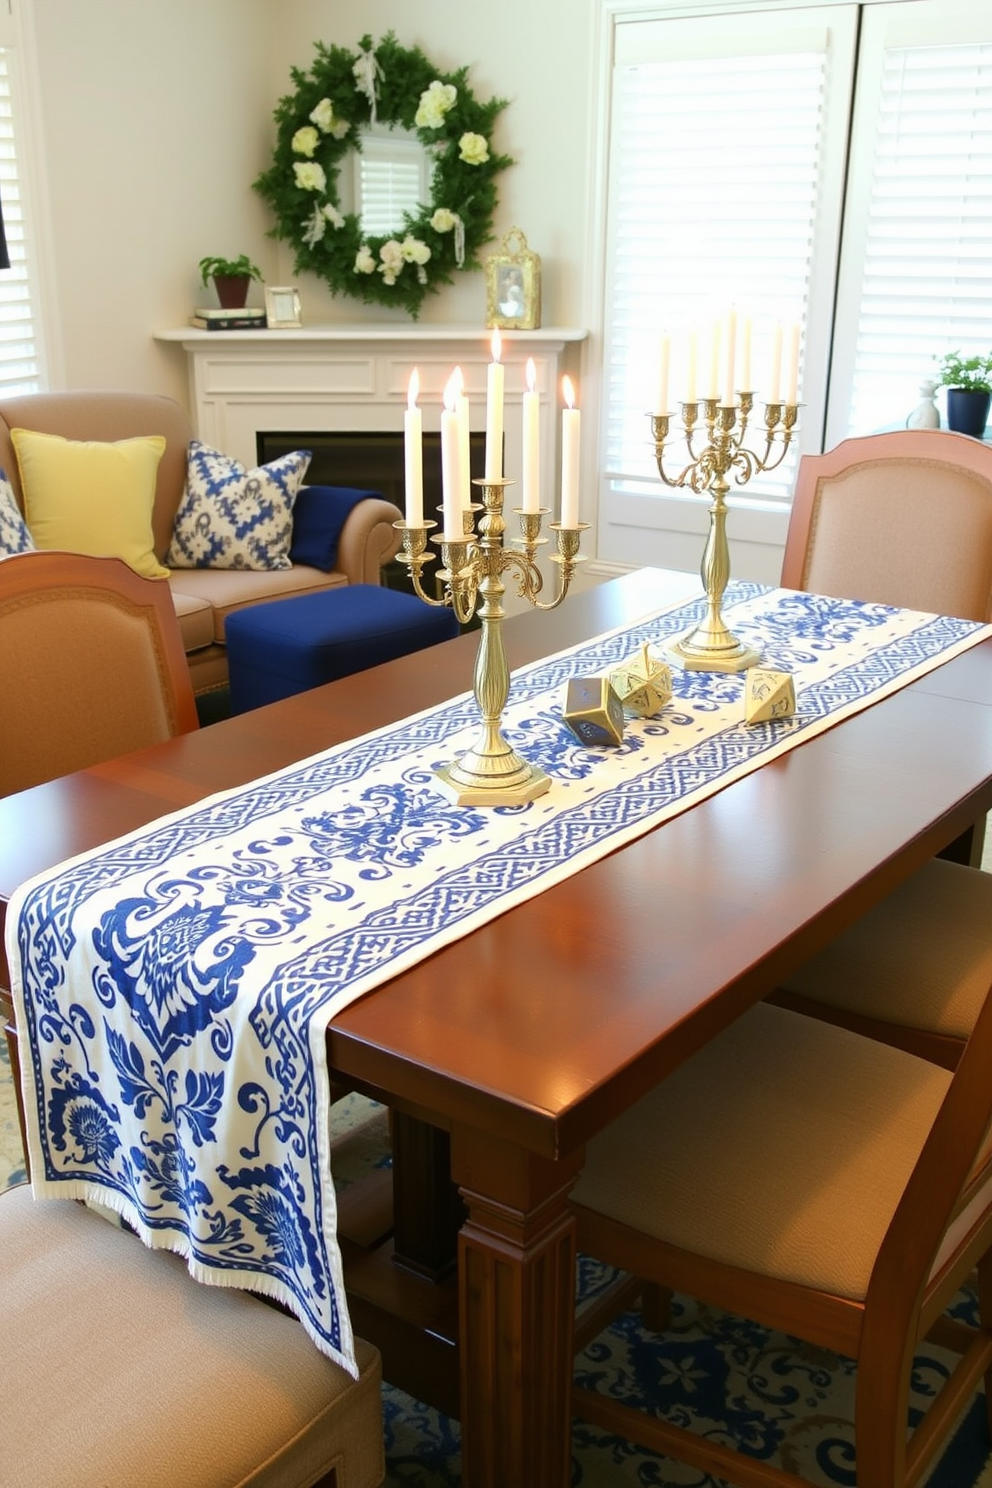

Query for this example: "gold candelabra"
[395,481,587,805]
[651,393,799,672]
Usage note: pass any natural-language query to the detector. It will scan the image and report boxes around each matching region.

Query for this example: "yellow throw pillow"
[11,428,169,579]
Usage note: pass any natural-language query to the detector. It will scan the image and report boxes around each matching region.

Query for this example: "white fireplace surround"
[155,325,587,520]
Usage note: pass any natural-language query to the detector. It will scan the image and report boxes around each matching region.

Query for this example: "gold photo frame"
[264,285,303,329]
[485,228,541,331]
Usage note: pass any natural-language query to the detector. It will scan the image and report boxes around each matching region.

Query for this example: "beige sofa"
[0,391,403,695]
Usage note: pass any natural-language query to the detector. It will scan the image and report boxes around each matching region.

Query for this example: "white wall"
[26,0,598,402]
[27,0,278,402]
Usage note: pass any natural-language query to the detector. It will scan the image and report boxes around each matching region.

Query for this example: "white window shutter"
[0,40,40,396]
[602,8,856,523]
[828,0,992,444]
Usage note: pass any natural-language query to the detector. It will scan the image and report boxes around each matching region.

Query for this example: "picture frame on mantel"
[485,228,541,331]
[264,285,302,329]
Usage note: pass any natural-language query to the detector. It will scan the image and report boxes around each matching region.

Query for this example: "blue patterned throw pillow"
[0,469,33,555]
[166,441,311,570]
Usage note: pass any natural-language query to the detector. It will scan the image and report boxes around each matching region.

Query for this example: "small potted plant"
[198,254,263,310]
[935,350,992,438]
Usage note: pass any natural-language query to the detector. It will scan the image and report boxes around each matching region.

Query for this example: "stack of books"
[189,306,268,331]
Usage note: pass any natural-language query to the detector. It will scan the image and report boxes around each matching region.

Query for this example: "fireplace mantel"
[155,324,587,509]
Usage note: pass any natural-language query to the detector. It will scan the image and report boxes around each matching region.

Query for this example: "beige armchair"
[0,391,404,695]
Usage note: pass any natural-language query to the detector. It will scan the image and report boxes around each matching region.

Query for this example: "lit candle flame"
[526,356,537,394]
[408,367,420,410]
[451,365,465,398]
[562,375,576,410]
[491,327,502,363]
[443,370,459,413]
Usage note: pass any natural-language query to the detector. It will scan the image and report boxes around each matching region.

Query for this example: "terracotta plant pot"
[212,274,251,310]
[946,387,991,439]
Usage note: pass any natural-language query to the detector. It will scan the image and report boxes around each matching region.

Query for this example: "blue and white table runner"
[8,583,991,1374]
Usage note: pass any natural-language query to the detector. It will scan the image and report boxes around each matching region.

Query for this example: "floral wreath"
[254,33,513,319]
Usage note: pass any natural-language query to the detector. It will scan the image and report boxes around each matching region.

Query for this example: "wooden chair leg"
[978,1251,992,1438]
[639,1281,673,1333]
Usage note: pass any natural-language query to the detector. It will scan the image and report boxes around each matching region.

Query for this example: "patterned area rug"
[1,1040,989,1485]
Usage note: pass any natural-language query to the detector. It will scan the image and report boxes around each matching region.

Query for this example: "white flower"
[354,244,376,274]
[459,132,490,166]
[415,80,457,130]
[294,160,326,192]
[431,208,457,233]
[401,235,431,266]
[323,203,345,229]
[381,269,398,286]
[330,119,350,140]
[378,239,405,275]
[291,125,319,157]
[302,205,327,245]
[309,97,335,131]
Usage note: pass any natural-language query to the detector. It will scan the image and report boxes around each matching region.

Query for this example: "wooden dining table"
[3,566,992,1488]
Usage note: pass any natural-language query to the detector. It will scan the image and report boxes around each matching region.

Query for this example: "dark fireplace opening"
[257,429,487,623]
[257,429,488,515]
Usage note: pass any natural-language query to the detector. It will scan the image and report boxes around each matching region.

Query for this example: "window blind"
[0,46,40,395]
[835,36,992,438]
[354,135,429,238]
[602,37,829,508]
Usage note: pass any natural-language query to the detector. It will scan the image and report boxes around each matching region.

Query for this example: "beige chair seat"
[779,857,992,1042]
[572,1001,951,1300]
[0,1185,384,1488]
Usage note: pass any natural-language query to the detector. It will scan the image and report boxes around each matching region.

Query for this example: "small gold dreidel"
[610,642,673,718]
[562,675,625,748]
[744,666,796,726]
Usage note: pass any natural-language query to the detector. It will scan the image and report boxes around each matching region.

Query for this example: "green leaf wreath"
[253,33,513,319]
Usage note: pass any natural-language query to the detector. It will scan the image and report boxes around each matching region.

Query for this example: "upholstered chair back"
[0,391,193,561]
[782,430,992,621]
[0,550,198,796]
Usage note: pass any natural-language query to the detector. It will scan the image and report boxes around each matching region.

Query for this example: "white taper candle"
[769,322,783,404]
[722,308,737,406]
[560,376,580,529]
[786,322,801,404]
[404,368,423,527]
[485,328,504,482]
[441,372,462,536]
[522,357,540,513]
[658,333,671,414]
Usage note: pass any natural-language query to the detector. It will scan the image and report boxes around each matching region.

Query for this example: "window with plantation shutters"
[827,2,992,444]
[598,0,992,582]
[598,6,858,579]
[0,17,42,397]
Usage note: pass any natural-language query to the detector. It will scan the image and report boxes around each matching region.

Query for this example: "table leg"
[391,1111,466,1280]
[451,1125,583,1488]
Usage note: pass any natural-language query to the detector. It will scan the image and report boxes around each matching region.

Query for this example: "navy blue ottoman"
[225,584,460,714]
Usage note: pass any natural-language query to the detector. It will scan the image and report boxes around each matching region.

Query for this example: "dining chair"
[570,994,992,1488]
[774,429,992,1064]
[781,428,992,620]
[0,548,199,797]
[0,1182,385,1487]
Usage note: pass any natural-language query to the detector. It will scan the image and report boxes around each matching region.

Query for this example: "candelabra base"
[434,745,551,806]
[667,620,761,674]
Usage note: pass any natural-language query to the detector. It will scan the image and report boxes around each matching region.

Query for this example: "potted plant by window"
[935,350,992,438]
[198,255,263,310]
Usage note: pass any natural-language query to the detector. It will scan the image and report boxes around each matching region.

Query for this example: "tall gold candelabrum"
[395,481,587,805]
[651,393,799,671]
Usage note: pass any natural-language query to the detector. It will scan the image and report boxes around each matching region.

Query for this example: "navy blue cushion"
[225,583,460,713]
[288,485,382,572]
